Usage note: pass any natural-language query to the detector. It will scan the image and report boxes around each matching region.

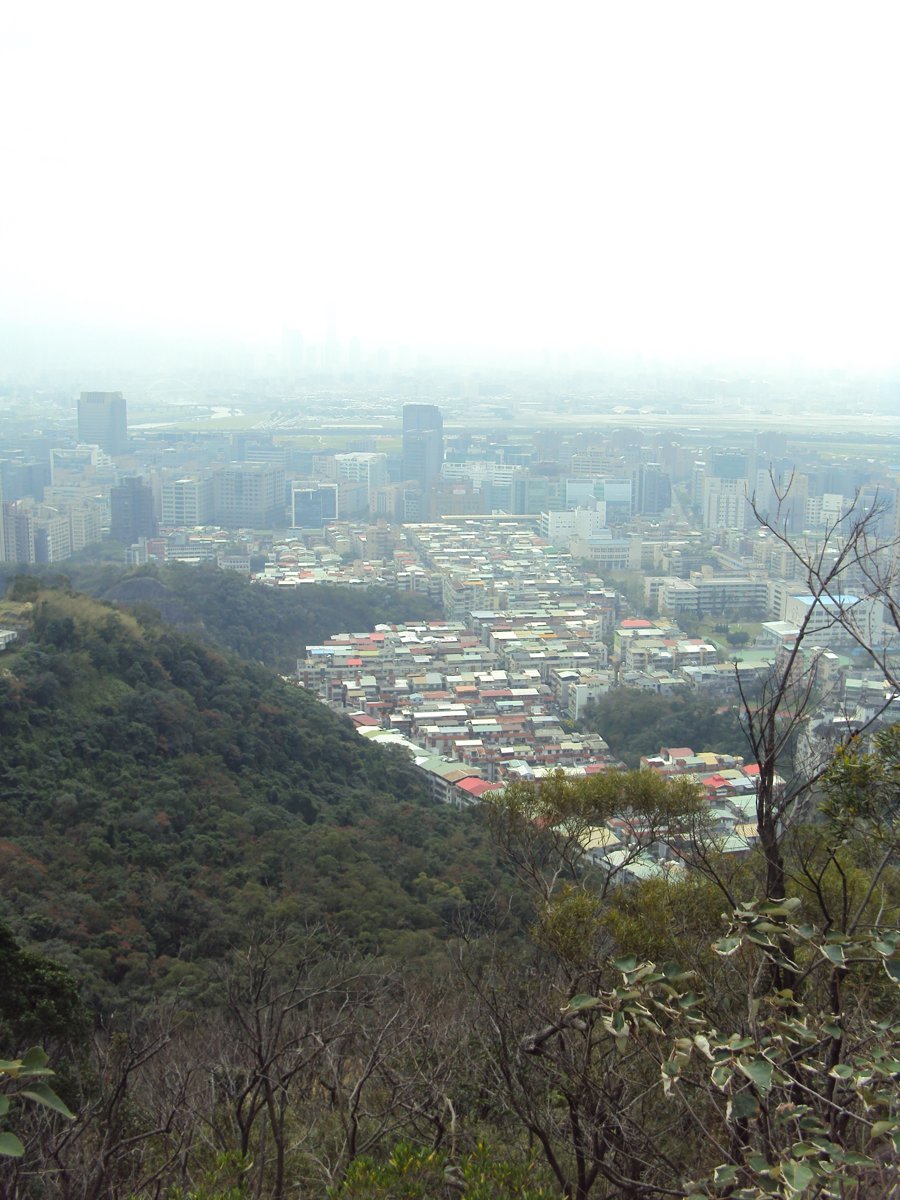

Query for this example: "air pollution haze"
[1,0,899,371]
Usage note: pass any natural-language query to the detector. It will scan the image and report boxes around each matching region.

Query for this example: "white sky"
[2,1,899,366]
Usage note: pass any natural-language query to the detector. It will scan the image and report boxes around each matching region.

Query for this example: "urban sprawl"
[2,383,898,882]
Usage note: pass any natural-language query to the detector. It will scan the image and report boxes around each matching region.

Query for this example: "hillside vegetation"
[579,686,749,766]
[2,573,900,1199]
[0,584,498,1009]
[3,561,439,671]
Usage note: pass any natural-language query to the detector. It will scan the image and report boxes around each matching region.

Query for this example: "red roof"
[620,618,655,628]
[702,774,731,790]
[743,763,761,776]
[456,778,498,797]
[351,714,380,727]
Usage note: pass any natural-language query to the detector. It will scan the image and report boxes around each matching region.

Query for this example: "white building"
[334,452,388,500]
[703,477,749,532]
[161,476,215,526]
[782,592,886,651]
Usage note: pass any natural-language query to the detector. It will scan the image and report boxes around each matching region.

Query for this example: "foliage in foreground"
[330,1141,556,1199]
[0,1047,73,1159]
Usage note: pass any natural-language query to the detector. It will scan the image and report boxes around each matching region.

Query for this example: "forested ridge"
[0,582,500,1009]
[0,562,439,671]
[106,564,439,670]
[578,688,748,767]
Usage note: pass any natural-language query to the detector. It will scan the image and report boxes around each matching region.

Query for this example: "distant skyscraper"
[334,452,388,502]
[161,475,215,526]
[703,476,749,532]
[292,482,338,529]
[401,404,443,496]
[213,463,286,528]
[637,463,672,516]
[110,475,157,544]
[77,392,127,455]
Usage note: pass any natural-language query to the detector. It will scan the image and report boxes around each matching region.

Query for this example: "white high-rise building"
[161,476,215,526]
[703,477,749,532]
[333,452,388,501]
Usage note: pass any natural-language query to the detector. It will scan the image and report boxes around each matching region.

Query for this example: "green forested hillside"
[578,687,749,766]
[3,561,439,671]
[140,564,439,669]
[0,585,497,1008]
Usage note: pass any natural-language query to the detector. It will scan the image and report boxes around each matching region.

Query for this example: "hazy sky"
[2,1,899,366]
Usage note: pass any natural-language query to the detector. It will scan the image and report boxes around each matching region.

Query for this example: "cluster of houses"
[297,615,614,782]
[296,609,772,881]
[280,514,898,883]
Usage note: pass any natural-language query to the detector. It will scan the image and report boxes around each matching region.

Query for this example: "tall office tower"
[752,467,808,535]
[637,463,672,516]
[3,502,36,563]
[334,452,389,501]
[161,475,215,526]
[68,502,105,553]
[0,458,51,502]
[110,475,157,544]
[691,461,708,512]
[77,391,128,455]
[588,477,632,524]
[710,449,749,481]
[3,499,79,564]
[401,404,444,494]
[292,482,338,529]
[213,463,286,528]
[703,476,750,532]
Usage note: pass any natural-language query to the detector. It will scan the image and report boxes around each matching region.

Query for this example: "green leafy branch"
[0,1046,75,1158]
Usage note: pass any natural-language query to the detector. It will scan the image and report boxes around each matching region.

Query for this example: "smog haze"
[2,1,899,374]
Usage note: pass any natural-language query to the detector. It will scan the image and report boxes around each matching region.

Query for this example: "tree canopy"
[578,687,749,767]
[0,583,501,1011]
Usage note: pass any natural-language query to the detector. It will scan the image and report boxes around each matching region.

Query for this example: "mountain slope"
[0,587,497,1008]
[103,563,439,669]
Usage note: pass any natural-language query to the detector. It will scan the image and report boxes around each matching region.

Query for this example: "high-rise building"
[401,404,443,496]
[68,503,104,553]
[752,467,808,535]
[50,445,111,486]
[703,477,749,532]
[3,502,35,562]
[213,463,286,528]
[77,392,127,455]
[637,463,672,516]
[691,461,708,512]
[110,475,157,544]
[2,502,72,564]
[161,475,215,527]
[334,452,388,502]
[596,477,633,524]
[0,458,50,503]
[292,483,338,529]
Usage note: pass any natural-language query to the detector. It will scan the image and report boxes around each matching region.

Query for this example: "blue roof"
[794,594,860,607]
